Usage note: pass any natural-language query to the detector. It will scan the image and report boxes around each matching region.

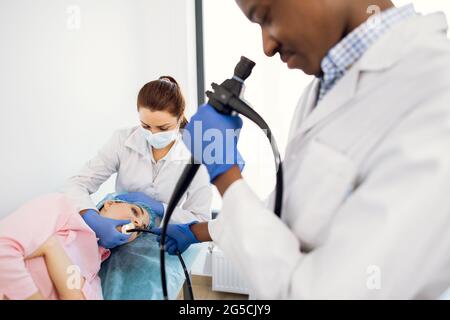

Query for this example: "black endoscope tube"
[159,112,284,299]
[159,162,200,300]
[177,251,194,300]
[129,228,195,300]
[159,56,284,299]
[227,96,284,216]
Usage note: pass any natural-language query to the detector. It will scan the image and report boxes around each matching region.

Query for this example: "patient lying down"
[0,193,152,300]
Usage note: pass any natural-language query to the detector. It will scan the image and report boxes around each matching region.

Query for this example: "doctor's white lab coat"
[208,12,450,299]
[65,126,212,224]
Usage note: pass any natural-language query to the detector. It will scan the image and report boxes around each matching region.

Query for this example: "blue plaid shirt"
[318,4,417,102]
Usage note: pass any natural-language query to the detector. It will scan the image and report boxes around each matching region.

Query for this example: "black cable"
[128,228,195,300]
[177,251,194,300]
[152,163,201,300]
[159,56,284,299]
[228,96,284,217]
[158,118,283,299]
[157,101,285,298]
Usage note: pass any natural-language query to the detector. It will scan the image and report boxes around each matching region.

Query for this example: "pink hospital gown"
[0,193,110,300]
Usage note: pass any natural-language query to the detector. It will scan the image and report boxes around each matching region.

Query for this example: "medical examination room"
[1,0,450,305]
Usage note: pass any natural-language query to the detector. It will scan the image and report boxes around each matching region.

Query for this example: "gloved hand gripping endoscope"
[159,56,284,300]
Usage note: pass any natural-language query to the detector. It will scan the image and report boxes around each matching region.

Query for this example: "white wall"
[0,0,197,217]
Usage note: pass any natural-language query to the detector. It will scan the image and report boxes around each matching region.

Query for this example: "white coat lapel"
[125,126,149,159]
[298,64,360,136]
[295,13,445,138]
[286,79,320,144]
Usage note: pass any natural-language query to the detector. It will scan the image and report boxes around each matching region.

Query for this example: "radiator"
[211,246,249,295]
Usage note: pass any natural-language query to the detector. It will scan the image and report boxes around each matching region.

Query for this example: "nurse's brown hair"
[137,76,188,128]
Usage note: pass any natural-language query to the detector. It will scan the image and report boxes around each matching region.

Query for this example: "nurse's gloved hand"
[115,192,164,217]
[151,222,199,255]
[182,104,245,182]
[82,209,131,249]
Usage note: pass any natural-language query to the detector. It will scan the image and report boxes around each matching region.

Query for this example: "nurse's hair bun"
[138,75,188,128]
[158,76,179,87]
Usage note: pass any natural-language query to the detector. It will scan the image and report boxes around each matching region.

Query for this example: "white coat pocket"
[284,138,358,249]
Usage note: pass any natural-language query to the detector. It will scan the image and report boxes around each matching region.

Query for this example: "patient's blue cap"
[96,192,157,229]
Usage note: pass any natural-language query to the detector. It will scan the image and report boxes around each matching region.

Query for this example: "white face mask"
[141,126,179,149]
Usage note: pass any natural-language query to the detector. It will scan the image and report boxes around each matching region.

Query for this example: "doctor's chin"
[2,0,450,311]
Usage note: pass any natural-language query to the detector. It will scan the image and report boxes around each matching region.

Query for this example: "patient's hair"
[137,76,188,128]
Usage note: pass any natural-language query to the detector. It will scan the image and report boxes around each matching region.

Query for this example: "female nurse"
[65,76,212,249]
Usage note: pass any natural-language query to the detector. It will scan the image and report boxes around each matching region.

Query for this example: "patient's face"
[99,201,150,242]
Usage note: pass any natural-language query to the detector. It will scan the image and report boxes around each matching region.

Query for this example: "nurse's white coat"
[209,13,450,299]
[65,126,212,224]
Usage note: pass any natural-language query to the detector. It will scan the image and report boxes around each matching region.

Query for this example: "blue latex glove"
[82,209,131,249]
[115,192,164,217]
[182,104,245,182]
[151,222,199,255]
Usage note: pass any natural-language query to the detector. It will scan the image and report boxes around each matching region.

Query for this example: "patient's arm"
[0,194,78,300]
[31,236,86,300]
[26,291,45,300]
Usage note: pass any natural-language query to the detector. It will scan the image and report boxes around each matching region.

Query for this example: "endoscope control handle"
[206,83,235,115]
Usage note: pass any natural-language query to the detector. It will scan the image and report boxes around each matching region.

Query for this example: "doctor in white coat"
[65,76,212,249]
[155,0,450,299]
